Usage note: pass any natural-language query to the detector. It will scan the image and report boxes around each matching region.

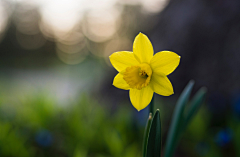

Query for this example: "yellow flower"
[109,33,180,111]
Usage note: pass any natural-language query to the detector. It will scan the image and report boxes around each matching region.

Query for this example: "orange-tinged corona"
[123,63,152,90]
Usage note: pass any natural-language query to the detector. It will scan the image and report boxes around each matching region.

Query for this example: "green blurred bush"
[0,94,143,157]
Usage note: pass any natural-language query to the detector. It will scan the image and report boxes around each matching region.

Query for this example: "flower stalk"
[149,95,155,114]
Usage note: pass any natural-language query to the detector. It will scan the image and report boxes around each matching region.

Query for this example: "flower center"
[123,63,152,90]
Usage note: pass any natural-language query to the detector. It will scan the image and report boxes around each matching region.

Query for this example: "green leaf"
[146,109,161,157]
[143,113,153,157]
[164,80,195,157]
[184,87,207,128]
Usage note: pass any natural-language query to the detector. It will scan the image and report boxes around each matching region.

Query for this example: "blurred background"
[0,0,240,156]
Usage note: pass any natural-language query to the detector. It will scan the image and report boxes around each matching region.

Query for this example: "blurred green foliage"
[0,90,240,157]
[0,94,143,157]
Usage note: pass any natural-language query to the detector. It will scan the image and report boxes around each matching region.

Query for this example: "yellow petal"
[150,51,180,75]
[129,86,154,111]
[149,73,173,96]
[133,33,153,63]
[109,51,140,72]
[113,73,130,90]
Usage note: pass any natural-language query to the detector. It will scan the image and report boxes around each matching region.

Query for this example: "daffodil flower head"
[109,33,180,111]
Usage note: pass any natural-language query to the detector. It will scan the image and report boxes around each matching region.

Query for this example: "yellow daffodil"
[109,33,180,111]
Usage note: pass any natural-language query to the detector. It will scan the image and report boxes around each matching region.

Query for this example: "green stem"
[149,95,155,114]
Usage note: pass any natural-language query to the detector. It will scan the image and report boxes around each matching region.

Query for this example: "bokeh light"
[82,8,121,43]
[0,1,10,42]
[141,0,169,13]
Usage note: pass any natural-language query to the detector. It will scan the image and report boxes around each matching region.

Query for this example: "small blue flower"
[215,128,233,147]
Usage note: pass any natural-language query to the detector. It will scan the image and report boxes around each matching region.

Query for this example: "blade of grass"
[143,113,153,157]
[183,87,207,128]
[146,109,161,157]
[175,87,207,147]
[164,80,195,157]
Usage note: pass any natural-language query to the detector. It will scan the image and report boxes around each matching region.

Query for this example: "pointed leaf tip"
[189,80,195,85]
[164,80,195,157]
[184,86,207,128]
[146,110,161,157]
[143,112,153,157]
[148,113,153,120]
